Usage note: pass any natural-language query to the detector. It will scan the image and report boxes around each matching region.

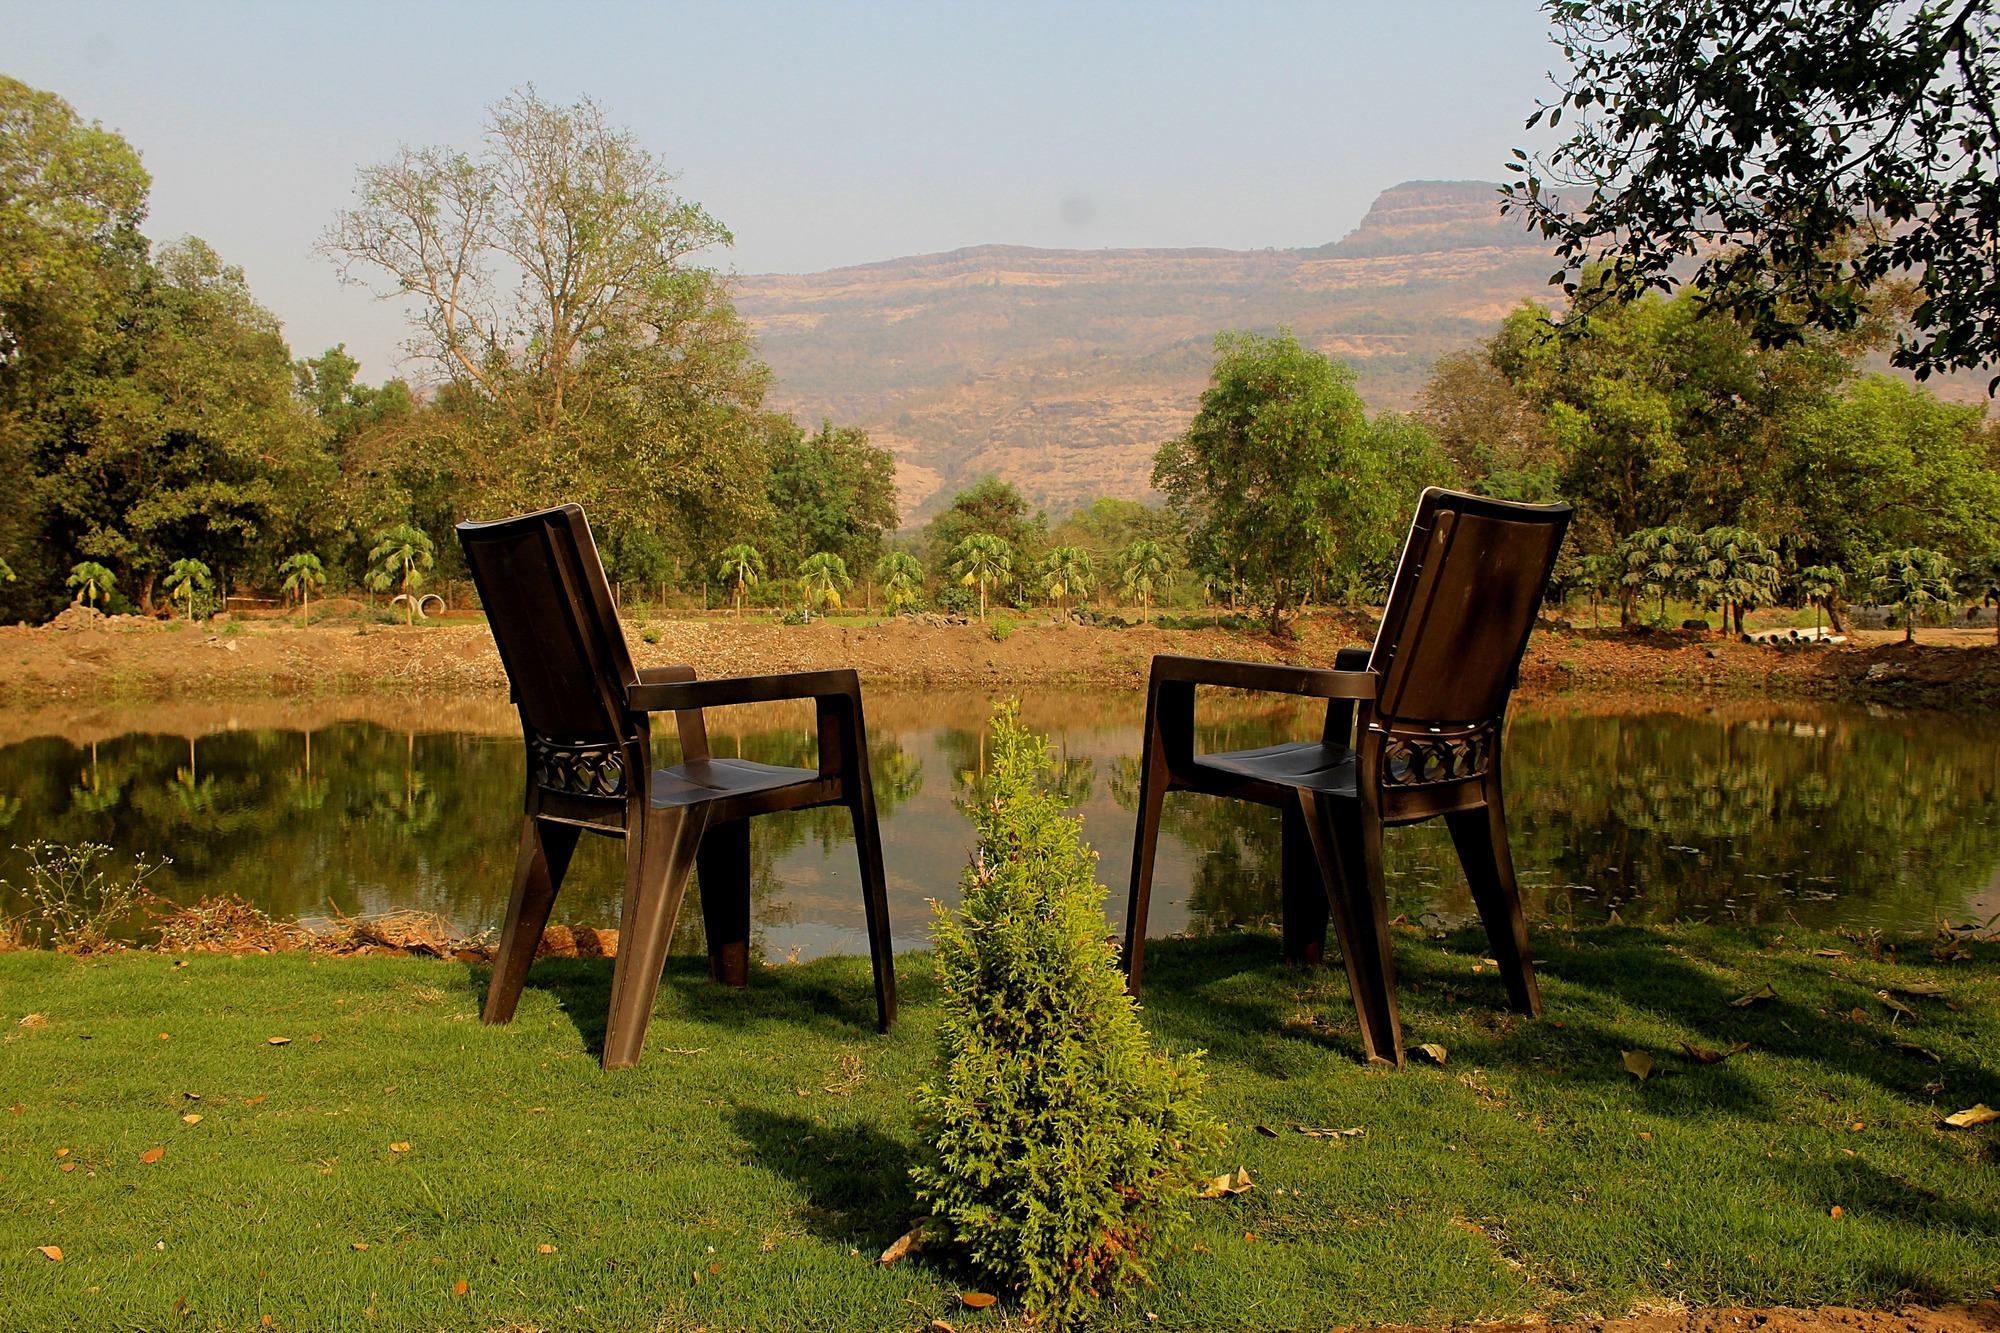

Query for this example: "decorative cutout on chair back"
[1368,489,1571,729]
[528,738,629,798]
[1379,724,1496,788]
[458,505,639,760]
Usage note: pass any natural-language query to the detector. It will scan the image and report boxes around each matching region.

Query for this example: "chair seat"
[1200,741,1357,795]
[650,757,820,808]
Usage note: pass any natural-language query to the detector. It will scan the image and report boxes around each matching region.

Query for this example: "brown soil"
[4,609,1998,710]
[1455,1304,2000,1333]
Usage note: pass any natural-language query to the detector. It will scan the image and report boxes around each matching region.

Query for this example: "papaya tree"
[1868,548,1955,645]
[279,553,327,627]
[1116,540,1172,624]
[874,550,924,616]
[1797,565,1846,638]
[949,533,1014,622]
[1617,526,1696,627]
[66,561,116,609]
[796,551,852,623]
[1036,545,1094,622]
[366,525,435,626]
[163,558,213,621]
[1689,527,1782,636]
[717,544,764,619]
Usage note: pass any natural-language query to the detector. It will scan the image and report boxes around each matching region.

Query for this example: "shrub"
[913,704,1221,1328]
[3,840,167,951]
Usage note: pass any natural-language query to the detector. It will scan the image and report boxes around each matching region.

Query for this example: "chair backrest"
[1367,488,1572,728]
[457,504,638,748]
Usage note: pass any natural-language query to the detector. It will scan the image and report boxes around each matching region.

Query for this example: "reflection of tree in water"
[941,726,1093,810]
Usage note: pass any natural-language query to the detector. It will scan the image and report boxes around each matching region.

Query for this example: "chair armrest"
[627,668,862,714]
[1148,654,1375,700]
[636,665,698,686]
[1334,646,1371,672]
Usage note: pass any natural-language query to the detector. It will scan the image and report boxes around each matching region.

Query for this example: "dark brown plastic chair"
[458,504,896,1069]
[1123,488,1572,1066]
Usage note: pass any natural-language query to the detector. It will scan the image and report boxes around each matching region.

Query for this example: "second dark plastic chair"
[1123,488,1571,1066]
[459,504,896,1069]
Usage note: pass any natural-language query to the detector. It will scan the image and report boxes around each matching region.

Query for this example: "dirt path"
[3,608,1997,709]
[1492,1305,2000,1333]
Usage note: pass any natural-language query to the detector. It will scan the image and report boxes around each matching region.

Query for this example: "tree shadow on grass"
[730,1105,918,1257]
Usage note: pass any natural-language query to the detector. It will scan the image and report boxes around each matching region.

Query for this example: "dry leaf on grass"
[1830,1205,1844,1219]
[1812,948,1848,958]
[1894,981,1948,997]
[930,1322,956,1333]
[55,1147,68,1158]
[451,1280,468,1296]
[1416,1042,1448,1066]
[181,1114,202,1125]
[1295,1125,1365,1139]
[1876,990,1918,1019]
[1623,1050,1654,1082]
[1197,1167,1254,1199]
[139,1147,165,1164]
[1679,1040,1749,1064]
[59,1162,74,1173]
[1942,1104,1999,1129]
[1729,983,1779,1007]
[1895,1040,1942,1063]
[1848,1006,1869,1023]
[36,1245,62,1261]
[351,1242,369,1251]
[389,1142,410,1153]
[19,1013,47,1027]
[537,1243,556,1255]
[265,1037,290,1046]
[960,1293,997,1309]
[1254,1124,1278,1137]
[243,1096,265,1106]
[879,1223,927,1266]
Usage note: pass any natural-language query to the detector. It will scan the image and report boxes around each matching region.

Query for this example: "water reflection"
[1,692,1995,958]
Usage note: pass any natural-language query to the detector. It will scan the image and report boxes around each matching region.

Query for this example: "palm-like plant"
[66,561,116,609]
[1618,526,1697,624]
[949,533,1014,622]
[1797,564,1846,639]
[1869,548,1955,645]
[366,524,436,626]
[717,544,765,619]
[1965,555,2000,646]
[1575,552,1621,630]
[1036,545,1095,621]
[1116,540,1171,623]
[163,558,214,621]
[1689,527,1783,636]
[0,557,14,584]
[874,550,924,616]
[279,553,327,627]
[797,552,853,623]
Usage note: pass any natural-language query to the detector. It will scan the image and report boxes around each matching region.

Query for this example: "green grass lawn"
[2,923,1996,1332]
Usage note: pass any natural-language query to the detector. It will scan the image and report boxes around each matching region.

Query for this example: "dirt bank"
[3,609,1996,710]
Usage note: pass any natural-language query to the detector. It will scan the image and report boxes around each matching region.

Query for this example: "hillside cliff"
[732,180,1560,519]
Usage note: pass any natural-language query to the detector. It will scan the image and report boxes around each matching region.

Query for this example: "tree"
[366,524,435,626]
[1618,526,1697,627]
[949,533,1014,623]
[1688,527,1783,635]
[1154,330,1449,635]
[1574,552,1622,629]
[1505,1,2000,385]
[163,557,212,620]
[1869,548,1956,644]
[1116,540,1172,624]
[874,550,924,616]
[321,87,770,560]
[1797,564,1847,638]
[1035,545,1094,622]
[924,477,1043,573]
[763,419,899,575]
[796,551,852,623]
[1964,554,2000,645]
[717,544,764,619]
[912,704,1221,1326]
[280,552,326,627]
[65,561,114,609]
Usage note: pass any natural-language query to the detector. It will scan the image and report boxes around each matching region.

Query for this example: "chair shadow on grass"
[462,952,906,1062]
[730,1105,918,1258]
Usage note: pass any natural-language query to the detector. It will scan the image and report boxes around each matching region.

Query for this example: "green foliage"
[949,533,1014,623]
[1686,527,1782,635]
[365,525,434,626]
[1035,544,1094,620]
[796,551,853,621]
[1,839,164,950]
[717,543,765,618]
[875,550,925,616]
[163,558,214,621]
[278,552,326,626]
[1616,527,1695,624]
[1797,564,1846,637]
[65,561,115,609]
[914,706,1221,1326]
[925,477,1044,575]
[1116,540,1172,623]
[1869,548,1956,645]
[1155,330,1450,634]
[1506,0,2000,383]
[764,419,899,575]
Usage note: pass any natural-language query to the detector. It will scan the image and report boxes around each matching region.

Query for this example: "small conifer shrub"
[912,703,1222,1327]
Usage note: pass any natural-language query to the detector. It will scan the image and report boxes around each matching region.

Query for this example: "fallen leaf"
[389,1142,410,1153]
[19,1013,47,1028]
[930,1322,957,1333]
[451,1280,467,1296]
[1623,1050,1655,1082]
[961,1292,997,1309]
[1876,991,1917,1019]
[1196,1167,1254,1199]
[243,1096,266,1106]
[261,1316,273,1327]
[55,1148,68,1158]
[266,1037,290,1046]
[1254,1124,1278,1137]
[351,1242,369,1251]
[59,1162,74,1173]
[9,1103,22,1115]
[182,1092,201,1102]
[1679,1040,1750,1064]
[1894,1040,1941,1063]
[879,1223,927,1266]
[181,1114,202,1125]
[1450,1218,1487,1235]
[537,1243,556,1255]
[1416,1042,1448,1066]
[1851,1122,1865,1132]
[1295,1125,1365,1139]
[1812,948,1848,958]
[1942,1104,1999,1129]
[140,1147,165,1164]
[1894,982,1948,997]
[1729,983,1779,1007]
[1830,1205,1844,1219]
[37,1245,62,1261]
[1848,1006,1869,1023]
[158,1032,170,1041]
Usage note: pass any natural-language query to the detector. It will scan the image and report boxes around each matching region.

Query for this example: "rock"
[45,604,106,632]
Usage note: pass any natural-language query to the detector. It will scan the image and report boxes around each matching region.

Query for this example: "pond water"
[2,690,1997,957]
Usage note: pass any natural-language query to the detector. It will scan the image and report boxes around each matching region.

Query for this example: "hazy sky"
[3,1,1561,379]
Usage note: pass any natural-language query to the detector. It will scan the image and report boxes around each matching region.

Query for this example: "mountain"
[731,180,1562,520]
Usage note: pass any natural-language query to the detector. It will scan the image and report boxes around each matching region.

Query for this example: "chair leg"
[1446,801,1542,1017]
[603,805,709,1070]
[1280,804,1329,967]
[1308,793,1403,1066]
[848,795,898,1031]
[696,819,752,988]
[483,816,580,1025]
[1121,741,1172,990]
